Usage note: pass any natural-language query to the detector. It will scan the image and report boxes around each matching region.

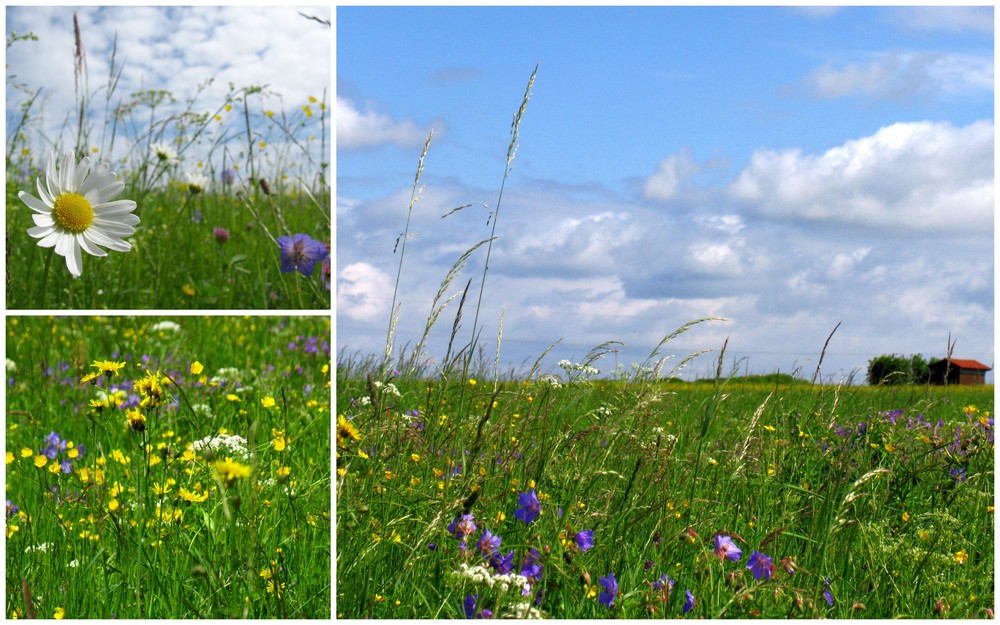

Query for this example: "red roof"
[942,359,991,371]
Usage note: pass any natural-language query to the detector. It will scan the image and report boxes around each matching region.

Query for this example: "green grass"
[6,179,330,310]
[5,316,331,619]
[335,367,993,618]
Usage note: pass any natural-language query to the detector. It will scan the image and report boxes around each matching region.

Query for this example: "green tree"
[867,353,930,385]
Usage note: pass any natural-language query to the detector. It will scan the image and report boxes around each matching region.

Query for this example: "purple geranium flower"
[574,529,594,553]
[476,529,501,557]
[520,548,543,581]
[277,233,329,276]
[683,589,695,614]
[489,550,515,575]
[514,489,541,524]
[747,550,775,581]
[448,513,477,550]
[598,572,618,608]
[5,500,18,519]
[652,574,673,592]
[714,534,742,562]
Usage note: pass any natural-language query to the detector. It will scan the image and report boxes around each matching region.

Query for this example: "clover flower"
[514,489,541,524]
[747,550,775,581]
[277,233,328,277]
[598,572,618,608]
[20,151,139,277]
[714,534,742,562]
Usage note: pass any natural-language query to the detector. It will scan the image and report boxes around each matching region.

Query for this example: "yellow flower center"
[53,192,94,233]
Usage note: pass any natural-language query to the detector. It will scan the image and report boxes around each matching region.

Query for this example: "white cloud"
[827,247,872,280]
[729,120,994,233]
[892,6,994,34]
[6,6,329,171]
[337,262,393,322]
[336,96,428,150]
[805,51,993,101]
[644,149,698,201]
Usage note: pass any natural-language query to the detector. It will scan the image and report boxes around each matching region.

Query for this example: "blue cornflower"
[598,572,618,608]
[747,550,775,581]
[277,233,329,277]
[514,489,541,524]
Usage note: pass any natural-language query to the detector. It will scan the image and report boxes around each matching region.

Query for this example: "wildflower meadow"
[6,11,330,309]
[5,316,331,618]
[335,67,994,619]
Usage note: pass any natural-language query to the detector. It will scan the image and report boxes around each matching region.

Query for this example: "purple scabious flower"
[574,529,594,553]
[476,529,502,557]
[683,589,695,614]
[277,233,329,277]
[714,534,742,562]
[598,572,618,608]
[747,550,775,581]
[514,489,541,524]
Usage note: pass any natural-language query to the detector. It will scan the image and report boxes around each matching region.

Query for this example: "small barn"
[928,358,992,386]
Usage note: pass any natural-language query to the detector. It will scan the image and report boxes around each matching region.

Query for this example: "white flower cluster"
[210,367,242,384]
[6,358,16,374]
[450,563,544,618]
[558,359,600,377]
[150,321,181,333]
[357,381,401,406]
[191,433,249,459]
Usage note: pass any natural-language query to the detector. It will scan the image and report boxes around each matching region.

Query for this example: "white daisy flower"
[19,151,139,278]
[186,170,209,194]
[150,142,179,164]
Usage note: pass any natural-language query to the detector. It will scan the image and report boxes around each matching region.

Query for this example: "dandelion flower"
[54,607,65,620]
[336,414,362,447]
[125,408,147,432]
[21,151,139,277]
[277,233,329,277]
[91,359,127,377]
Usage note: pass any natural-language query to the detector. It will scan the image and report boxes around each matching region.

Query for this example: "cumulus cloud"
[729,120,994,233]
[892,6,994,34]
[805,51,993,101]
[336,96,428,150]
[338,262,393,322]
[644,149,699,201]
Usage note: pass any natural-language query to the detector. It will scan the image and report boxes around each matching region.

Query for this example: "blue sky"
[337,6,994,382]
[6,5,330,185]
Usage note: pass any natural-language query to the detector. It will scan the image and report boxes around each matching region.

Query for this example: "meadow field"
[336,362,993,619]
[5,316,331,618]
[335,66,993,619]
[6,13,330,310]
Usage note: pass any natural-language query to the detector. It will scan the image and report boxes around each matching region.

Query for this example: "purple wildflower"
[574,529,594,553]
[214,227,230,244]
[520,548,543,581]
[277,233,329,277]
[714,534,742,562]
[598,572,618,608]
[514,489,541,524]
[747,550,775,581]
[220,168,236,186]
[5,500,18,519]
[464,594,478,619]
[489,550,515,575]
[683,589,695,614]
[823,577,835,607]
[448,513,477,550]
[652,574,673,592]
[476,529,501,557]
